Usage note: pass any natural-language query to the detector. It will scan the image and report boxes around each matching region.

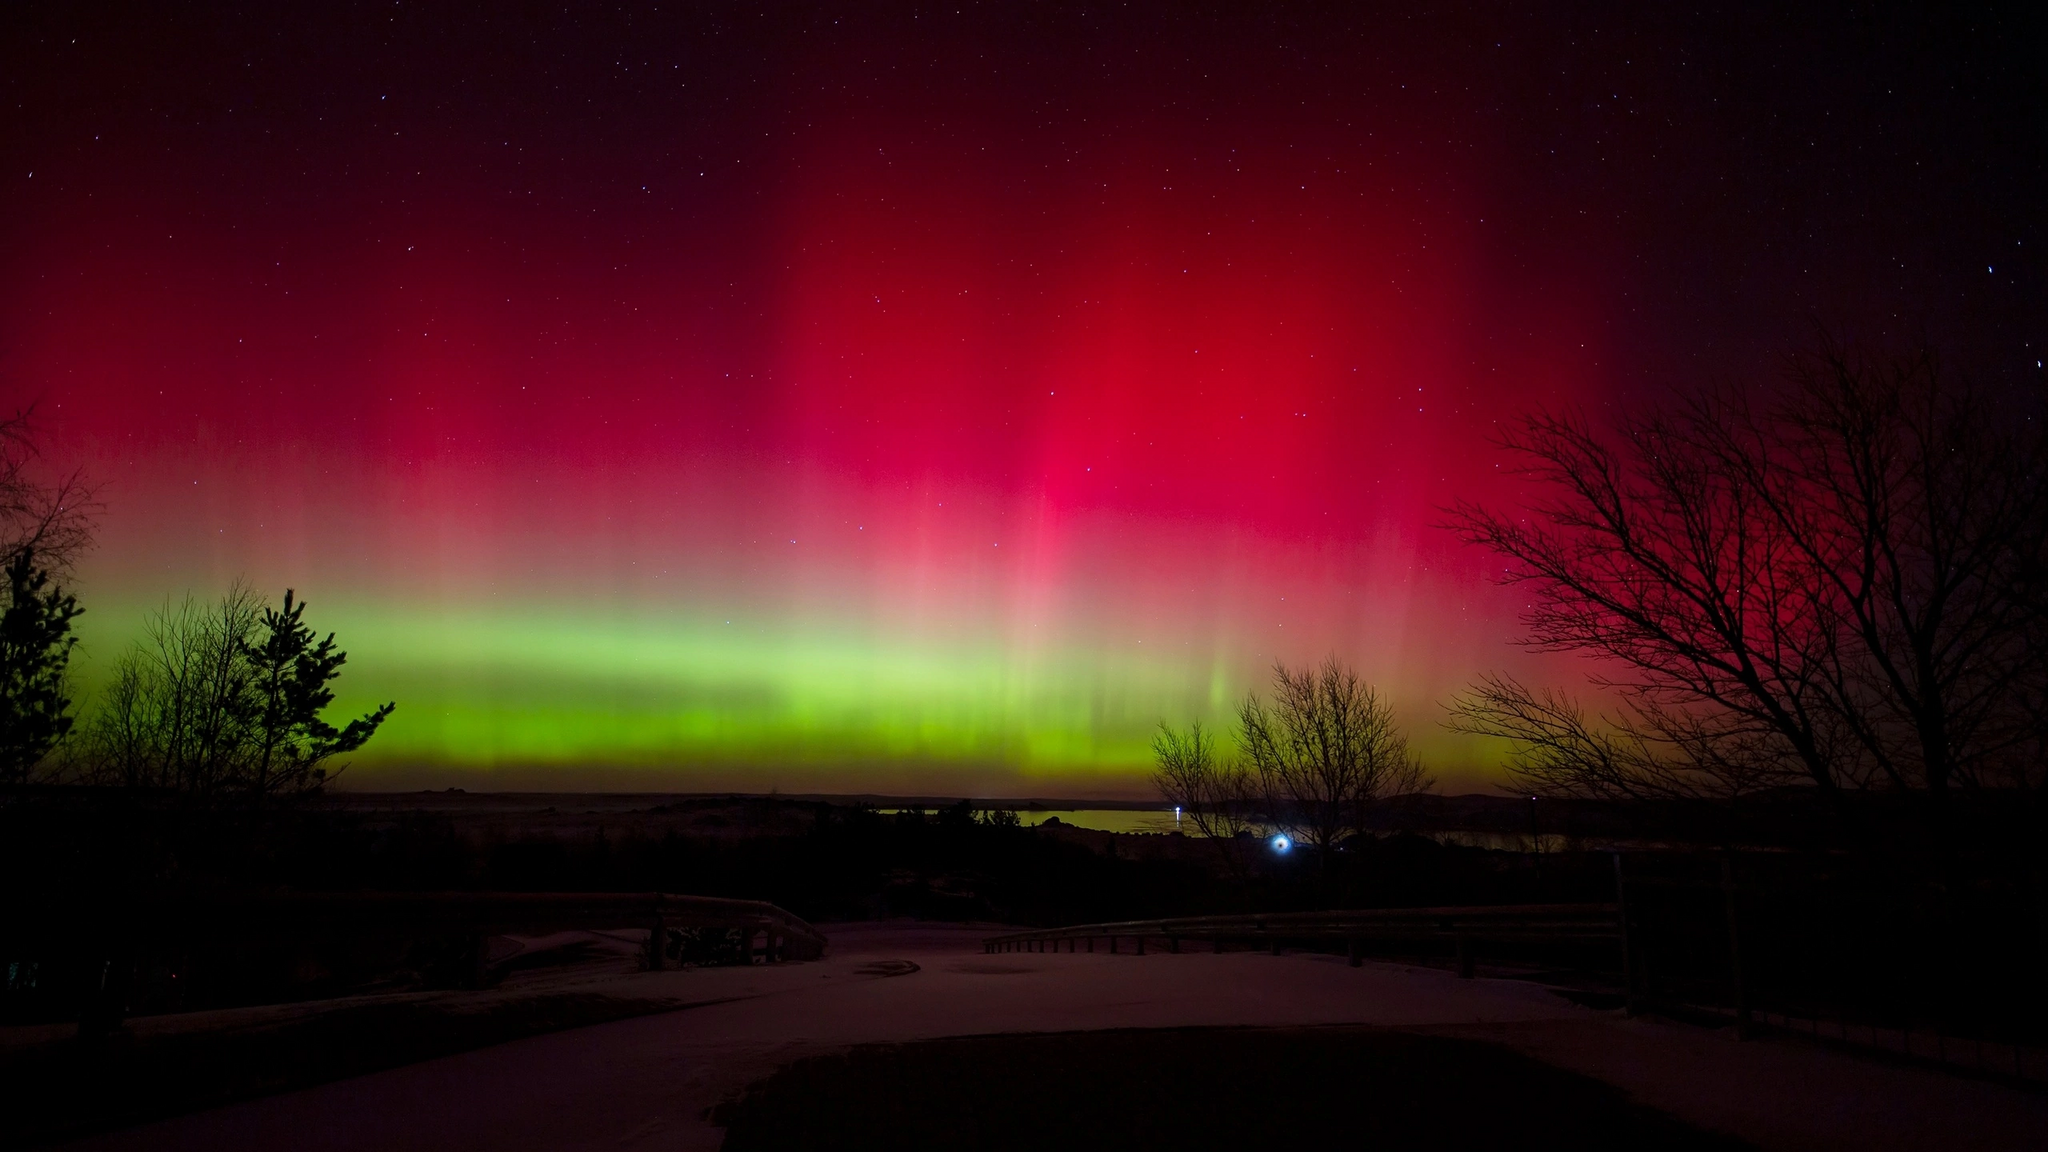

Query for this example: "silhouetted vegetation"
[1151,720,1257,881]
[0,407,386,801]
[1446,341,2048,861]
[0,792,1622,1022]
[75,587,392,799]
[0,548,82,785]
[1153,657,1430,872]
[0,406,95,576]
[3,340,2043,1119]
[9,785,2047,1087]
[0,404,93,787]
[1240,657,1431,861]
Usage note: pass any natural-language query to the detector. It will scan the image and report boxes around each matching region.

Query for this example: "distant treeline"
[0,791,1620,1023]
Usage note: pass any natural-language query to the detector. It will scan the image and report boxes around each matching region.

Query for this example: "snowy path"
[63,922,2048,1151]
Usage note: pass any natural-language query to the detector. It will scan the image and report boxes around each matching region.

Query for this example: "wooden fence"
[984,902,1620,977]
[983,870,2048,1088]
[5,890,826,1030]
[1613,854,2048,1085]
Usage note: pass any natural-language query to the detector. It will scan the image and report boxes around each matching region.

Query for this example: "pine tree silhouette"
[0,548,81,784]
[242,589,394,796]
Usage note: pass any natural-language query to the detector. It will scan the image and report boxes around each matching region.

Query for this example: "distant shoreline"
[315,791,1175,812]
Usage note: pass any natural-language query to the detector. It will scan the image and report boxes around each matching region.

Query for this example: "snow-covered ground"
[61,921,2048,1151]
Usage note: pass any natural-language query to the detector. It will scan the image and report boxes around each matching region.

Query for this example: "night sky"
[4,3,2042,794]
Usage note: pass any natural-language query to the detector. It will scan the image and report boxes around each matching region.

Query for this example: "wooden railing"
[984,903,1620,977]
[16,890,825,960]
[7,891,827,1029]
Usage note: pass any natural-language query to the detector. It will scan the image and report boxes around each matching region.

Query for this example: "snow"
[60,921,2048,1152]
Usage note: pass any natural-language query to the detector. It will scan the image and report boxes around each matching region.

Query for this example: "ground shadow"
[714,1025,1751,1150]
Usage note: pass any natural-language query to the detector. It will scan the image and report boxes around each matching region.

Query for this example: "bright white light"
[1270,834,1292,854]
[1174,806,1182,826]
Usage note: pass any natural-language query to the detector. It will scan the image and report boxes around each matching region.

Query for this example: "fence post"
[464,933,495,989]
[1721,854,1750,1039]
[645,915,667,971]
[1136,936,1146,956]
[77,948,133,1037]
[1614,852,1640,1017]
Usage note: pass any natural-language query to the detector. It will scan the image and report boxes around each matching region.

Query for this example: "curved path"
[64,922,2048,1151]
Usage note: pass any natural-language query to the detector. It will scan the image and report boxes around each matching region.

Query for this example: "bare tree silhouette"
[1151,720,1256,879]
[0,405,96,575]
[1238,658,1430,866]
[1445,342,2048,841]
[1445,673,1791,802]
[83,588,393,799]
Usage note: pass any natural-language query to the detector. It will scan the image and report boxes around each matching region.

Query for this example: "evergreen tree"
[0,548,81,784]
[241,589,394,797]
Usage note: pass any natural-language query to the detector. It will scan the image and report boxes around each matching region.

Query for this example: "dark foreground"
[715,1026,1748,1151]
[2,988,686,1148]
[52,923,2048,1151]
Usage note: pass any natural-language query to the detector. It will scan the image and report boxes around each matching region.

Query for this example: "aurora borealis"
[5,4,2041,794]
